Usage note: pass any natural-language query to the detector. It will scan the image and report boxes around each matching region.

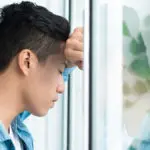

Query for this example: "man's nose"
[56,83,65,94]
[56,75,65,94]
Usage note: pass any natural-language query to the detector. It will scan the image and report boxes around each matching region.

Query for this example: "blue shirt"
[0,67,74,150]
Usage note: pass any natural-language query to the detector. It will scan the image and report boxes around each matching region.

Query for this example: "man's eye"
[59,70,63,74]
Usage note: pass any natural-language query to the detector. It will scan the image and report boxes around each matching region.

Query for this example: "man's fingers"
[64,48,83,62]
[70,31,83,42]
[64,27,84,70]
[74,27,84,33]
[66,38,83,52]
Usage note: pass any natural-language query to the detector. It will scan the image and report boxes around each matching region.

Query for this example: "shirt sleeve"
[19,67,76,121]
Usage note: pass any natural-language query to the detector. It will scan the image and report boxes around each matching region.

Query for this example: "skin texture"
[0,27,83,131]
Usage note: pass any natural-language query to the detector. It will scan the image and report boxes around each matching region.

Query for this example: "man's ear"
[17,49,38,76]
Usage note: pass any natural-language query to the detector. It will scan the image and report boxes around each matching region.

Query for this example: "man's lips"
[52,99,57,102]
[52,96,58,102]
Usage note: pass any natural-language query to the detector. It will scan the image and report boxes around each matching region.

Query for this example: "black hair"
[0,1,70,71]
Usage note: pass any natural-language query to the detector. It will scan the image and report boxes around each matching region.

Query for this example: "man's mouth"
[52,98,58,102]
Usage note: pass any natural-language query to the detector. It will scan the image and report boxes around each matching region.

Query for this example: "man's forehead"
[60,42,66,53]
[50,40,66,54]
[51,41,66,60]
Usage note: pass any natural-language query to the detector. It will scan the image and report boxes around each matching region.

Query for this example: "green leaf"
[123,6,139,38]
[123,36,134,67]
[133,80,147,94]
[141,26,150,67]
[123,21,131,37]
[130,34,146,56]
[124,99,134,108]
[136,33,146,53]
[146,79,150,90]
[130,55,150,79]
[130,38,138,55]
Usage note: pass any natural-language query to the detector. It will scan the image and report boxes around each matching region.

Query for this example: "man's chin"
[32,102,56,117]
[32,109,49,117]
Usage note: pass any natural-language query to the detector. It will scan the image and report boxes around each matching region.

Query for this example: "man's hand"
[64,27,83,70]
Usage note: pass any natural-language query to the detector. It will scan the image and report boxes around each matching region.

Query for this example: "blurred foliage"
[123,6,150,102]
[123,6,150,150]
[123,6,150,80]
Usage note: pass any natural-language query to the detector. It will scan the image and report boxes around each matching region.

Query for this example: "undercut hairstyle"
[0,1,70,71]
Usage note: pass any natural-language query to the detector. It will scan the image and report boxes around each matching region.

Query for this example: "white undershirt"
[9,126,23,150]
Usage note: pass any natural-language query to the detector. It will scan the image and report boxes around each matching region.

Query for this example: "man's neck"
[0,73,24,132]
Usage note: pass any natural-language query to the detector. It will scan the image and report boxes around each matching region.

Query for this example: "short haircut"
[0,1,70,71]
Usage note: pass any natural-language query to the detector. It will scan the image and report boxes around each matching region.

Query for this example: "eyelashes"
[59,70,63,74]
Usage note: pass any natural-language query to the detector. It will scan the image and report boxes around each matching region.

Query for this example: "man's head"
[0,1,70,116]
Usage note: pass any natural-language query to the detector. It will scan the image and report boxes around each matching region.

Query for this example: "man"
[0,1,83,150]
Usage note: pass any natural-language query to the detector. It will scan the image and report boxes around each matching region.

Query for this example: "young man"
[0,1,83,150]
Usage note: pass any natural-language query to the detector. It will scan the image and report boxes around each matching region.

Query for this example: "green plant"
[123,6,150,80]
